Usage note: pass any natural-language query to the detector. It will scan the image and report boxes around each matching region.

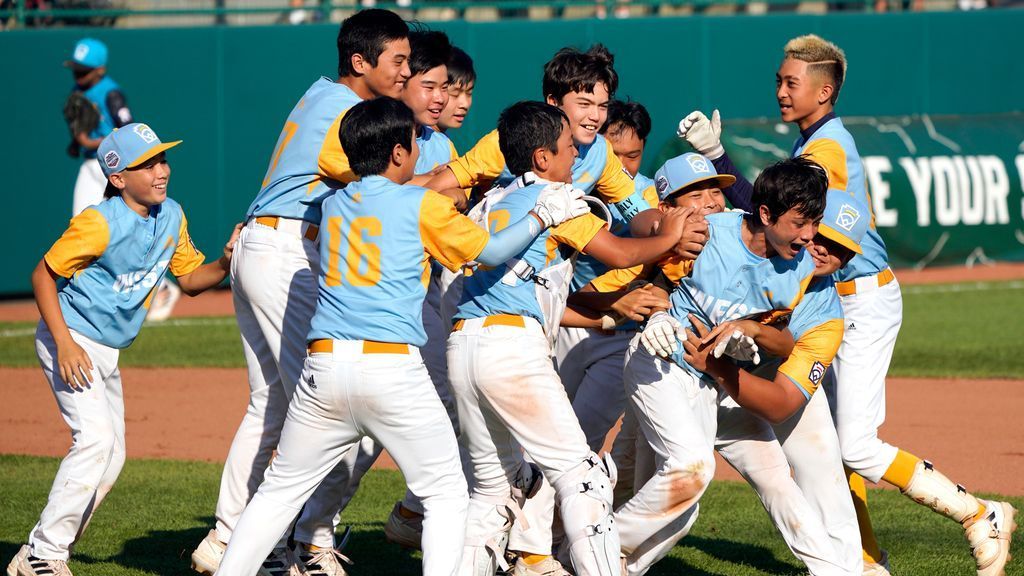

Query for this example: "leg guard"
[902,460,980,523]
[459,498,513,576]
[552,453,620,576]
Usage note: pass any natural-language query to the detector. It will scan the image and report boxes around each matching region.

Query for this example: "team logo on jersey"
[686,154,711,174]
[836,203,860,232]
[104,151,121,169]
[133,124,158,144]
[655,176,670,196]
[113,259,170,294]
[808,361,826,385]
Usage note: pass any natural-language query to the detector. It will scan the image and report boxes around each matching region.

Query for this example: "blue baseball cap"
[64,38,108,70]
[97,123,182,178]
[818,189,868,255]
[653,152,736,201]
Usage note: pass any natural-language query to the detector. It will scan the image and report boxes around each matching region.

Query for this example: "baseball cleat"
[966,500,1017,576]
[512,556,572,576]
[296,544,352,576]
[384,502,423,550]
[6,545,74,576]
[190,529,226,575]
[146,280,181,322]
[862,549,891,576]
[258,546,303,576]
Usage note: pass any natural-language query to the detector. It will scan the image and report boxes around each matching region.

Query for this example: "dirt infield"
[2,366,1021,495]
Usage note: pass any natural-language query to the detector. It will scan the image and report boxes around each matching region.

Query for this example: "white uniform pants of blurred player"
[29,323,125,560]
[448,317,620,576]
[217,219,354,549]
[824,279,902,482]
[216,341,467,576]
[72,159,106,217]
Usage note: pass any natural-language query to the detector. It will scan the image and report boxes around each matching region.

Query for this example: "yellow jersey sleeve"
[777,318,844,398]
[170,210,206,277]
[660,257,694,284]
[641,183,659,208]
[448,129,506,189]
[550,212,608,252]
[44,208,110,278]
[590,265,644,292]
[594,145,638,203]
[419,190,491,271]
[317,108,358,185]
[801,138,848,193]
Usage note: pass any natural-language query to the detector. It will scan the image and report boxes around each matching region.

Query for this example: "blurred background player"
[679,33,1016,576]
[7,123,239,576]
[438,46,475,134]
[190,9,411,576]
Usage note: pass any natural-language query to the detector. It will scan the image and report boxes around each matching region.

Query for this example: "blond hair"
[784,34,846,105]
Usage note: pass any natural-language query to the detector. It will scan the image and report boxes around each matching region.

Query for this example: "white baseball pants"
[29,323,125,561]
[216,342,468,576]
[72,159,105,216]
[825,279,902,482]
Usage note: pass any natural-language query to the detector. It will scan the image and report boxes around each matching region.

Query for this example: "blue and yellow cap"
[818,189,868,255]
[653,152,736,201]
[64,38,108,70]
[97,123,182,178]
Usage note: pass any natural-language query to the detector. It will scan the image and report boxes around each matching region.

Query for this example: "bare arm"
[32,260,93,388]
[74,131,104,151]
[701,319,795,358]
[582,207,693,269]
[175,224,241,296]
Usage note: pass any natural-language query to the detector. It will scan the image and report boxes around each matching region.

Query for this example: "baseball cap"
[64,38,108,70]
[97,123,182,178]
[817,189,868,255]
[653,152,736,201]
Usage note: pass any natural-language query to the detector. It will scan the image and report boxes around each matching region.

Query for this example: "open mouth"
[427,107,443,120]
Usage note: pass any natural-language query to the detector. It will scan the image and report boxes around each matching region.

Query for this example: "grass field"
[2,279,1022,378]
[2,455,1021,576]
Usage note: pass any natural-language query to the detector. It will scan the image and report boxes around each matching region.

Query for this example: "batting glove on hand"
[640,311,685,358]
[677,109,724,160]
[533,183,590,228]
[712,330,761,365]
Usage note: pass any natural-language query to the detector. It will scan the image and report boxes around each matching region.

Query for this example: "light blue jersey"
[247,78,362,224]
[667,211,817,377]
[77,76,121,158]
[787,277,843,341]
[793,117,888,283]
[456,176,607,326]
[44,196,205,349]
[308,176,492,347]
[416,125,457,175]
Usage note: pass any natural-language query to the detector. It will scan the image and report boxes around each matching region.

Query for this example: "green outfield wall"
[2,10,1023,296]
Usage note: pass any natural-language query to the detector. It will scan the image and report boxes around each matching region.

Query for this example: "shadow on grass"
[670,534,805,576]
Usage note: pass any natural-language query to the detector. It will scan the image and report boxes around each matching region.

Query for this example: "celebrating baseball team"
[7,7,1018,576]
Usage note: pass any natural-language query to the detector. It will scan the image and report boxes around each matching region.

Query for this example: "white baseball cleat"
[862,549,891,576]
[146,279,181,322]
[512,556,572,576]
[384,502,423,550]
[6,545,74,576]
[190,529,226,575]
[966,500,1017,576]
[295,544,352,576]
[258,546,303,576]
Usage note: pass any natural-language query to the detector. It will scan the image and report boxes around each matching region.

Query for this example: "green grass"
[2,279,1023,378]
[1,454,1021,575]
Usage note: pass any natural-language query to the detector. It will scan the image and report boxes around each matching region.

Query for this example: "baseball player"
[190,9,413,576]
[6,124,240,576]
[438,46,475,133]
[613,157,827,575]
[679,34,1016,576]
[213,95,591,576]
[447,100,691,576]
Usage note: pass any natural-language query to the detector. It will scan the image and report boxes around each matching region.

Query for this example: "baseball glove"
[63,92,100,157]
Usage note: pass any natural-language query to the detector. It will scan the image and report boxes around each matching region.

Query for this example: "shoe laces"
[302,547,353,576]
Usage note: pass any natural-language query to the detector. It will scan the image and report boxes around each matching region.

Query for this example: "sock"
[847,468,884,564]
[881,449,921,489]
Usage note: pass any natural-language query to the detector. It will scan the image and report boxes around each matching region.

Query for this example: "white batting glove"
[712,330,761,365]
[640,311,684,358]
[533,183,590,228]
[677,109,724,160]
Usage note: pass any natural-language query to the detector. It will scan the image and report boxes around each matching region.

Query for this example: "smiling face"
[439,81,474,131]
[110,152,171,208]
[760,205,820,260]
[605,122,644,178]
[362,38,412,99]
[808,233,854,276]
[775,57,832,130]
[402,65,449,127]
[665,183,726,216]
[548,82,609,147]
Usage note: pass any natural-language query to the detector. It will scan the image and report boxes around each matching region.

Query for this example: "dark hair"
[337,9,409,78]
[749,156,828,222]
[542,44,618,103]
[600,99,651,142]
[447,46,475,87]
[497,101,569,177]
[338,97,416,178]
[408,30,451,77]
[103,180,119,199]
